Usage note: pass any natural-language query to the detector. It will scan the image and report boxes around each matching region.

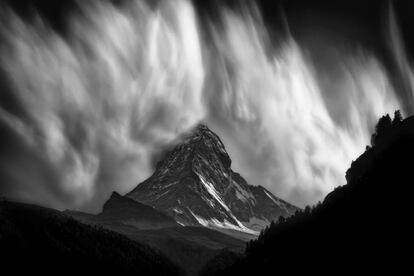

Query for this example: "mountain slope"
[66,191,178,230]
[0,199,181,275]
[127,124,298,234]
[210,115,414,275]
[107,224,246,276]
[67,192,246,275]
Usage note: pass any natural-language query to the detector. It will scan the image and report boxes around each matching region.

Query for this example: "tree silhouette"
[371,114,392,146]
[208,112,414,275]
[393,110,403,125]
[370,110,404,146]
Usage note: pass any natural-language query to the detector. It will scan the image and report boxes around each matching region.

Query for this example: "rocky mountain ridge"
[127,124,298,234]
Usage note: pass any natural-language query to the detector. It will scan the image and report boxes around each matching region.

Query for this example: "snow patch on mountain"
[189,210,209,227]
[173,208,183,214]
[189,209,259,235]
[264,189,292,213]
[126,124,299,236]
[232,180,255,204]
[264,190,278,204]
[194,171,260,234]
[196,172,230,212]
[242,217,270,232]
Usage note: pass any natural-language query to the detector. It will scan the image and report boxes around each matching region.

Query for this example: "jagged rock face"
[127,124,298,234]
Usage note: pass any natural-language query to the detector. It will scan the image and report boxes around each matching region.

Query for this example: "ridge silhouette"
[205,110,414,275]
[2,112,412,275]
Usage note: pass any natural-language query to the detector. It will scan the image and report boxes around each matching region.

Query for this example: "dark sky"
[3,0,414,74]
[1,0,414,211]
[2,0,414,79]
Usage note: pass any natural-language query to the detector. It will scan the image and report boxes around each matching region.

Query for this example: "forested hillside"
[207,112,413,275]
[0,200,181,275]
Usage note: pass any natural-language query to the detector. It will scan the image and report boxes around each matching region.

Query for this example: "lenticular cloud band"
[0,0,403,211]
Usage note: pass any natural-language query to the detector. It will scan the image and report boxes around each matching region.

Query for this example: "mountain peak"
[193,123,211,134]
[190,123,232,169]
[154,124,232,175]
[190,124,221,141]
[183,124,222,144]
[127,124,298,235]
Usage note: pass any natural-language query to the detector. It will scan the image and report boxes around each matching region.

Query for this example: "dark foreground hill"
[0,200,181,275]
[112,225,246,276]
[207,113,414,275]
[67,191,246,275]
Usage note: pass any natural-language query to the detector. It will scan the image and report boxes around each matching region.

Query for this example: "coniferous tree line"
[204,110,413,275]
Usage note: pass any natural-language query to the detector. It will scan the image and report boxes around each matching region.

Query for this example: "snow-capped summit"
[127,124,298,234]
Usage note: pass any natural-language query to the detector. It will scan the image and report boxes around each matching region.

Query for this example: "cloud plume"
[0,0,407,210]
[203,7,400,205]
[0,0,205,210]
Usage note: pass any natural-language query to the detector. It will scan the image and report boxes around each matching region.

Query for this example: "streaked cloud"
[0,0,407,210]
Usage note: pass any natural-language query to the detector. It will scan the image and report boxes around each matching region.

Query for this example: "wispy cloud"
[0,0,405,210]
